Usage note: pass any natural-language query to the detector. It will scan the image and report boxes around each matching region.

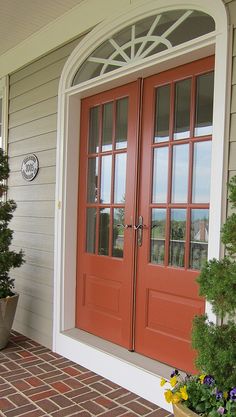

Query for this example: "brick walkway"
[0,332,173,417]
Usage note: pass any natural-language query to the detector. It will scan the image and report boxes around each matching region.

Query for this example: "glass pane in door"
[154,85,170,143]
[114,153,127,203]
[100,155,112,203]
[113,208,125,258]
[171,144,189,203]
[86,208,97,253]
[190,209,209,269]
[174,79,191,140]
[195,72,214,137]
[87,158,98,203]
[150,209,166,264]
[152,147,169,203]
[102,102,113,151]
[116,98,128,149]
[169,209,186,268]
[98,208,110,255]
[192,141,211,203]
[89,106,99,153]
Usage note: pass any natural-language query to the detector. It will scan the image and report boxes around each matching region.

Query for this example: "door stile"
[130,78,144,351]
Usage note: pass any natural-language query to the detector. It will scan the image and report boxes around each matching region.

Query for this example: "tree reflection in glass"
[98,208,110,256]
[113,208,125,258]
[190,209,209,269]
[169,209,186,267]
[150,209,166,264]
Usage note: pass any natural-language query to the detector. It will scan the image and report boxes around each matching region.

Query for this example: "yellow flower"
[199,374,206,384]
[165,390,173,403]
[180,385,188,401]
[160,378,167,387]
[172,392,182,404]
[223,392,228,399]
[170,375,178,387]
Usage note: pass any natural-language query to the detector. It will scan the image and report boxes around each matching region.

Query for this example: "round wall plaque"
[21,154,39,182]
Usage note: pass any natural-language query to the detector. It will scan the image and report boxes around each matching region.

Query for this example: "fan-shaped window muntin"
[73,9,215,85]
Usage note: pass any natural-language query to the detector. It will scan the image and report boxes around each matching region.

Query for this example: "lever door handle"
[134,223,143,230]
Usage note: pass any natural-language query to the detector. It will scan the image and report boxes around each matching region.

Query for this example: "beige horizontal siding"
[9,167,56,186]
[9,97,58,128]
[10,38,81,84]
[10,217,54,235]
[14,201,55,218]
[226,1,236,234]
[9,149,56,171]
[10,79,59,113]
[10,59,67,99]
[11,263,53,287]
[8,133,57,157]
[9,114,57,143]
[11,245,54,269]
[12,231,54,253]
[8,184,55,201]
[8,34,83,348]
[13,308,53,350]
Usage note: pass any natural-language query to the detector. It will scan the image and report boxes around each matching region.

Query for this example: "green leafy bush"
[0,149,24,298]
[162,176,236,416]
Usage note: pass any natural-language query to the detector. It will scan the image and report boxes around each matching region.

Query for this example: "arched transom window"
[73,9,215,85]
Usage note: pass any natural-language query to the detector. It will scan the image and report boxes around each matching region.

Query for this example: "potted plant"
[161,176,236,416]
[0,148,24,349]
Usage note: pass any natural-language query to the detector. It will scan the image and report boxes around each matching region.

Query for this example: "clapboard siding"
[9,167,56,186]
[10,38,82,85]
[11,245,54,270]
[9,97,58,128]
[12,231,54,252]
[9,149,56,171]
[15,201,55,218]
[8,133,57,157]
[9,35,83,348]
[10,217,54,235]
[10,79,60,113]
[9,114,57,143]
[11,263,53,287]
[10,59,67,99]
[14,309,53,350]
[8,184,55,201]
[228,18,236,175]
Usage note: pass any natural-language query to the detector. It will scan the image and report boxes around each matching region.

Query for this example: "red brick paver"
[0,332,173,417]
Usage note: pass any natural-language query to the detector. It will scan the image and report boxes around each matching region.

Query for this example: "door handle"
[134,216,143,247]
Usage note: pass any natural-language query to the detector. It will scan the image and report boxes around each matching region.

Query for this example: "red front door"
[76,57,214,372]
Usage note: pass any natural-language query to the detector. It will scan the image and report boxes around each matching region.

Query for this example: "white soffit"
[0,0,84,55]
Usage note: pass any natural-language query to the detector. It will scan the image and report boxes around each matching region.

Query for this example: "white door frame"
[53,0,229,409]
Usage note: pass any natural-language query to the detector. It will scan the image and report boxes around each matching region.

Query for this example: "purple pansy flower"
[229,387,236,401]
[216,390,223,400]
[203,375,215,386]
[171,369,179,378]
[217,406,225,415]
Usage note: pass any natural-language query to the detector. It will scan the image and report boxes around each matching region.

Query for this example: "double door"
[76,56,214,372]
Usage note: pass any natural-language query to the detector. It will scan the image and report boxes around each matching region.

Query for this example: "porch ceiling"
[0,0,85,55]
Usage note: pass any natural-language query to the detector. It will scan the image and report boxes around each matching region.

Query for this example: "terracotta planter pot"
[0,293,19,349]
[173,404,199,417]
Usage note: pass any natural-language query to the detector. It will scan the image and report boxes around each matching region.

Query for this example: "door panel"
[135,57,214,372]
[76,82,140,349]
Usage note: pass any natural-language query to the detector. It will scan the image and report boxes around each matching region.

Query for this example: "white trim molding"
[0,76,9,152]
[54,0,229,409]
